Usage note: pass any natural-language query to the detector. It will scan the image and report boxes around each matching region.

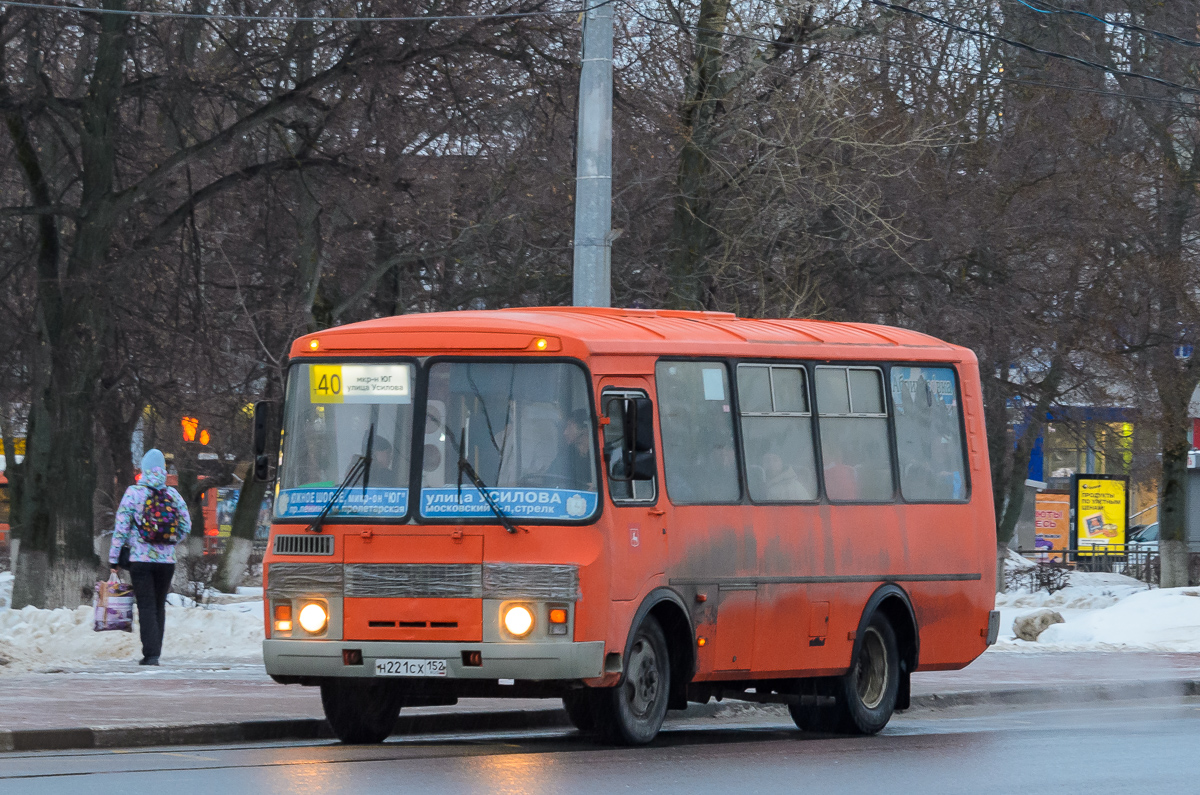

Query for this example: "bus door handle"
[647,508,666,517]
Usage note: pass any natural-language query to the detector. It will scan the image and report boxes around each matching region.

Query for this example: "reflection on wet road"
[2,698,1196,794]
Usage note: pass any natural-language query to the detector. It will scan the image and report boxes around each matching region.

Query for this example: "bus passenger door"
[599,382,666,602]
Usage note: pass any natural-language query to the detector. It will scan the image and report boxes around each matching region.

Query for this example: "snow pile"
[0,571,12,610]
[1005,548,1036,571]
[0,600,264,673]
[993,568,1200,651]
[1037,588,1200,651]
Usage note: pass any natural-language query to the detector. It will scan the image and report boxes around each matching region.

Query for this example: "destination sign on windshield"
[309,364,411,404]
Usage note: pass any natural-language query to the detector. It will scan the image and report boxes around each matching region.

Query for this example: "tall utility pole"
[572,0,614,307]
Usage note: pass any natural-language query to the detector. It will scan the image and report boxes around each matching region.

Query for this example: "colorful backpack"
[135,487,183,544]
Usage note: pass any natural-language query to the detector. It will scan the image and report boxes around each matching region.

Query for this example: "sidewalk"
[3,650,1198,752]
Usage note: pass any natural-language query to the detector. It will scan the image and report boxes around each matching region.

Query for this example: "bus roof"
[291,307,971,363]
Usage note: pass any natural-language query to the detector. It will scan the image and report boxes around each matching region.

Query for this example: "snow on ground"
[1036,588,1200,650]
[0,585,264,673]
[992,565,1200,652]
[1,552,1196,666]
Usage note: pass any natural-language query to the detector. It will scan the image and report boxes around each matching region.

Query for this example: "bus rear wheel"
[789,612,899,735]
[320,679,405,744]
[591,615,671,745]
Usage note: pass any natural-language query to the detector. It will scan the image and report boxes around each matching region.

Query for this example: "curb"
[909,679,1200,710]
[3,680,1197,753]
[0,708,571,754]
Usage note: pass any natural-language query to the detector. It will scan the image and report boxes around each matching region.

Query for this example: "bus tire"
[562,692,598,733]
[790,612,899,735]
[320,679,404,744]
[592,615,671,745]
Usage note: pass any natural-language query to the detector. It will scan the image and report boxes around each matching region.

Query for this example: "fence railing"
[1014,546,1160,585]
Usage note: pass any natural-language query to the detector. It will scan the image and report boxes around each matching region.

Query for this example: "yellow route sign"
[309,365,344,404]
[308,364,411,404]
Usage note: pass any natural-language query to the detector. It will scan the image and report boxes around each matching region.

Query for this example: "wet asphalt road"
[2,698,1197,794]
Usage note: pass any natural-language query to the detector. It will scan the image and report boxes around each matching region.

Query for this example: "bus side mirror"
[605,397,656,482]
[630,398,654,453]
[252,401,278,482]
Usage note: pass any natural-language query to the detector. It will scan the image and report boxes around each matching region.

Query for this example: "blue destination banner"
[420,486,598,521]
[275,487,409,519]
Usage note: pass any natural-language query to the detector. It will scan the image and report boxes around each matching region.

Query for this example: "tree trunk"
[990,359,1063,593]
[10,0,129,608]
[996,542,1009,596]
[665,0,732,310]
[213,476,268,593]
[1157,372,1192,587]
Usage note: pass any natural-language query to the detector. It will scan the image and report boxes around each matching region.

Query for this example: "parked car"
[1129,522,1159,552]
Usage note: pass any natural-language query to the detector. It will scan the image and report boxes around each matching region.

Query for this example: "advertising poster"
[1074,475,1128,555]
[215,487,238,538]
[206,487,274,540]
[1034,491,1071,562]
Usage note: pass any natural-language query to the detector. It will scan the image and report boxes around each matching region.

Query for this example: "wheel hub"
[854,626,888,710]
[625,638,660,718]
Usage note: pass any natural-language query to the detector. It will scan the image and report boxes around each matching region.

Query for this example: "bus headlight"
[503,605,534,637]
[298,602,328,634]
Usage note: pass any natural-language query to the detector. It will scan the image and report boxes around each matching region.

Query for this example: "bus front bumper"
[263,639,606,681]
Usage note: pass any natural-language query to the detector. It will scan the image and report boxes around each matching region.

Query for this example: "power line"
[1012,0,1200,49]
[617,0,1196,109]
[0,0,610,24]
[863,0,1200,96]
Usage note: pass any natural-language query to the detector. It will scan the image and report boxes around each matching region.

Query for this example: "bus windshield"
[420,361,599,522]
[276,362,415,520]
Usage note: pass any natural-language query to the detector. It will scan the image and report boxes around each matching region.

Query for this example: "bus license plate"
[374,658,448,677]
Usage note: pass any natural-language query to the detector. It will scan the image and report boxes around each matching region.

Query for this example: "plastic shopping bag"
[93,574,135,633]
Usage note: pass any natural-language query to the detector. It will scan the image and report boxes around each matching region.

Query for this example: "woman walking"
[108,449,192,665]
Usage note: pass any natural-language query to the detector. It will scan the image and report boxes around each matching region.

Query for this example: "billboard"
[1034,491,1071,562]
[1074,475,1128,554]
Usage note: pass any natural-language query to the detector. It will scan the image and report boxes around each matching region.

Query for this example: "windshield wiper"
[456,425,523,535]
[307,423,374,534]
[361,425,375,496]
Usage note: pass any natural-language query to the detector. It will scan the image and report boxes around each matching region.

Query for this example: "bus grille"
[273,534,334,556]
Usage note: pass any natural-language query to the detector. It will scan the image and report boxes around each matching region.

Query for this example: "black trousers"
[129,562,175,659]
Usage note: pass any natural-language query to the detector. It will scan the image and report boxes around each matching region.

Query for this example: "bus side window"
[655,361,740,505]
[737,364,818,502]
[816,367,895,502]
[890,366,968,501]
[602,390,657,503]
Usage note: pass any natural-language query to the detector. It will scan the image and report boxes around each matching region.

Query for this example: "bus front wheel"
[320,679,404,744]
[592,615,671,744]
[790,612,899,735]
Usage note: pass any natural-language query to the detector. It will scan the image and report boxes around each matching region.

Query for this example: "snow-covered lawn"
[995,552,1200,652]
[0,572,264,673]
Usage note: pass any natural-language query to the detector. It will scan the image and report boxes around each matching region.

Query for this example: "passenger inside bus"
[366,436,401,488]
[760,452,815,501]
[822,445,860,501]
[549,409,596,491]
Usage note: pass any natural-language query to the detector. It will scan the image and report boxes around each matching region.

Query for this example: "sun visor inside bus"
[316,332,561,353]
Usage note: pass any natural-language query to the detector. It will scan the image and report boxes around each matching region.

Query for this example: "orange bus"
[259,308,999,744]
